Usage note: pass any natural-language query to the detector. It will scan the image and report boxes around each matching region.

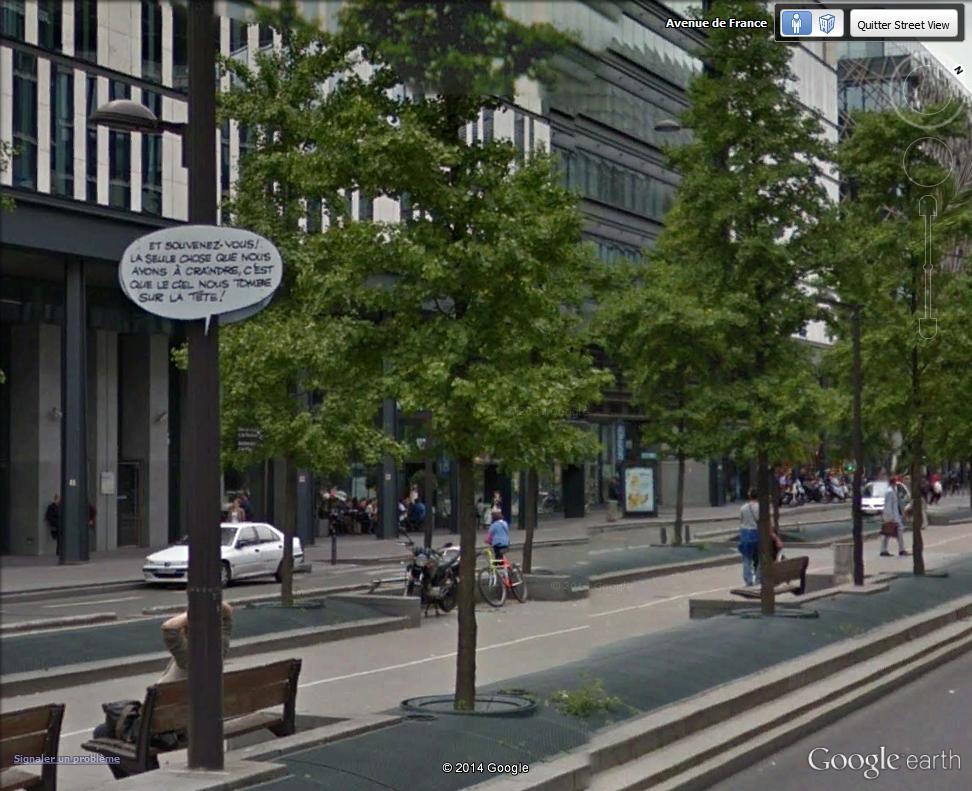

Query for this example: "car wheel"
[220,561,231,588]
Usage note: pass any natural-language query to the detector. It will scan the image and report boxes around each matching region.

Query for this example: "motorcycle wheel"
[477,566,506,607]
[439,572,458,612]
[508,564,528,603]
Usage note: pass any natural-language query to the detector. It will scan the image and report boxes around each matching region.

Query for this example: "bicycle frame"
[482,547,513,588]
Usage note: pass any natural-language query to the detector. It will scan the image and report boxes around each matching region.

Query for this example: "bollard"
[685,524,691,543]
[659,527,668,545]
[330,529,337,565]
[833,542,853,583]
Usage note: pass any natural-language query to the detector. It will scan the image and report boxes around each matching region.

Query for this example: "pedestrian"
[737,488,760,586]
[45,494,60,554]
[491,489,503,512]
[240,489,254,521]
[607,477,620,522]
[929,471,942,505]
[880,476,908,557]
[92,602,234,778]
[485,508,510,561]
[226,496,245,523]
[408,495,427,531]
[397,496,409,535]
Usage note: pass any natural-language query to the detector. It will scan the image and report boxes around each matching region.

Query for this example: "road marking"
[591,585,730,618]
[298,624,591,689]
[41,596,142,609]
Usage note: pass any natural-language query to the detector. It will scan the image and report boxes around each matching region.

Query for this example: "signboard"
[119,225,283,330]
[236,427,262,452]
[623,464,657,516]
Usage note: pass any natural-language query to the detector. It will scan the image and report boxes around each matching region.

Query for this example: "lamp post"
[89,0,223,770]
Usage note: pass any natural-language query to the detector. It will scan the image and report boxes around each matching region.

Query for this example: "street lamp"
[654,118,683,133]
[88,0,223,771]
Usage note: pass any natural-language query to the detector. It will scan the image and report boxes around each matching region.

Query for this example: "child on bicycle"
[485,508,510,560]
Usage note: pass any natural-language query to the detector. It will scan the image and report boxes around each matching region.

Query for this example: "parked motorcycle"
[826,476,847,502]
[806,477,825,503]
[400,536,459,615]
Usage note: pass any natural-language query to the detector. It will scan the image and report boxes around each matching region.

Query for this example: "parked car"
[861,481,911,516]
[143,523,304,587]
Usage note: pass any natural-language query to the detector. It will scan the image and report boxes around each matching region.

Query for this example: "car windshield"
[865,482,889,498]
[221,527,238,546]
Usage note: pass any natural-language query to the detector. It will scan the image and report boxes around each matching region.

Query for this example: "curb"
[141,581,378,615]
[0,579,146,603]
[0,615,412,697]
[0,612,117,635]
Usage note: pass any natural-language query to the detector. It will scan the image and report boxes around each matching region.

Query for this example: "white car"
[143,523,304,587]
[861,481,911,516]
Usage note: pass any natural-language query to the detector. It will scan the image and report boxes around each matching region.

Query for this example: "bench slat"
[80,739,138,761]
[0,766,44,791]
[0,734,49,772]
[149,680,290,732]
[0,707,56,739]
[150,659,296,707]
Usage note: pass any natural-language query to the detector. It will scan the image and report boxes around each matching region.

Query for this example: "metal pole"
[184,0,223,770]
[851,306,864,586]
[61,258,89,563]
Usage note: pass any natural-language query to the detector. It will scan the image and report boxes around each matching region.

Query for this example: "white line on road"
[298,624,591,689]
[591,585,730,618]
[41,596,142,609]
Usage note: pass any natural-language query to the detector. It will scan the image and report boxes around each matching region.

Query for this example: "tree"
[217,3,401,604]
[661,1,832,613]
[337,0,609,709]
[598,255,731,545]
[831,108,972,574]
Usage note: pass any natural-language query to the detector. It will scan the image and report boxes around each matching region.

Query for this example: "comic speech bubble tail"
[204,313,213,335]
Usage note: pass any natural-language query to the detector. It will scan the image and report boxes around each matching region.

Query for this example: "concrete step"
[647,625,972,791]
[588,618,972,791]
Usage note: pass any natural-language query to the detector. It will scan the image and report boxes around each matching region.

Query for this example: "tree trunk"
[673,451,686,546]
[522,469,538,574]
[423,456,435,550]
[757,449,775,615]
[910,347,925,575]
[454,456,478,710]
[771,466,780,533]
[281,456,296,607]
[968,457,971,510]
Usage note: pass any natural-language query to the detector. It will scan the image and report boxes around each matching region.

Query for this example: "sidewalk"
[233,552,972,791]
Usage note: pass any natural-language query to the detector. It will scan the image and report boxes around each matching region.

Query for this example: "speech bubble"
[118,225,283,331]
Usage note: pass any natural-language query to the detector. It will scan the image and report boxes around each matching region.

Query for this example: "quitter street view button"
[850,8,961,38]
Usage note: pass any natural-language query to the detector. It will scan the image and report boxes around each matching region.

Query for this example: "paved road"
[711,650,972,791]
[7,522,971,791]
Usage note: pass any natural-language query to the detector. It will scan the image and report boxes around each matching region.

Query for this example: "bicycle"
[477,546,528,607]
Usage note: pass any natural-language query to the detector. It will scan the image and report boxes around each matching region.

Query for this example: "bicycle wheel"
[477,566,506,607]
[508,564,528,603]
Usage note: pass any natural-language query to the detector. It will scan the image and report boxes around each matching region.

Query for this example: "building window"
[220,119,230,193]
[108,81,131,209]
[142,90,162,214]
[86,75,97,201]
[0,0,25,39]
[357,192,373,222]
[306,197,322,233]
[258,23,273,48]
[50,65,73,196]
[74,0,97,63]
[229,19,247,55]
[482,109,494,144]
[172,1,188,92]
[141,0,162,83]
[12,51,37,188]
[38,0,62,50]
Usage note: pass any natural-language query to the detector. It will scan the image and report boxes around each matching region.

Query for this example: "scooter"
[399,535,459,616]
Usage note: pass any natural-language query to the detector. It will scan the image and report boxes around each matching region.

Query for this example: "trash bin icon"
[819,13,836,34]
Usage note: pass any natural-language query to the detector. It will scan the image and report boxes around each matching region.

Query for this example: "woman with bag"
[880,476,908,557]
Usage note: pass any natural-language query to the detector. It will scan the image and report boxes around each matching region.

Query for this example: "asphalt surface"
[711,650,972,791]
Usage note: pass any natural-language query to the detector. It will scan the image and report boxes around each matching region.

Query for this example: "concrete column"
[8,324,61,555]
[87,329,118,551]
[119,333,169,548]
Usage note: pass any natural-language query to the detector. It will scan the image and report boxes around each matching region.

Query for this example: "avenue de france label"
[119,225,282,327]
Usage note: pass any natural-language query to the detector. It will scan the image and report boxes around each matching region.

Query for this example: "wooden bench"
[1,703,65,791]
[732,556,810,599]
[81,658,301,778]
